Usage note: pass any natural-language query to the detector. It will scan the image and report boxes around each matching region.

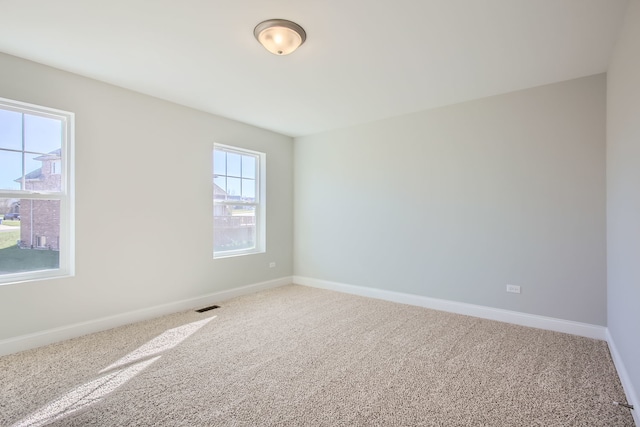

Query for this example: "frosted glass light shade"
[254,19,306,55]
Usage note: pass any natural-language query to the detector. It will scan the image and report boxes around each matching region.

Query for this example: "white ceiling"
[0,0,630,137]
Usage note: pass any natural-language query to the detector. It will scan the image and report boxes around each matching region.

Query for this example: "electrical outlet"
[269,262,276,268]
[506,284,521,294]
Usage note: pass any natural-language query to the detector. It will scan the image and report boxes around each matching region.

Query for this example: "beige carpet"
[0,285,634,426]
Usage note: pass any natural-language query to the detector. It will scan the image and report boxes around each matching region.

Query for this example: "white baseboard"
[0,276,292,357]
[293,276,607,340]
[607,329,639,426]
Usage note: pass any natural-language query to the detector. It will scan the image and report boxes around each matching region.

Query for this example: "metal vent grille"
[196,305,220,313]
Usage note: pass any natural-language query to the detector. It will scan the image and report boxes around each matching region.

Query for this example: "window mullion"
[224,152,228,202]
[21,113,25,190]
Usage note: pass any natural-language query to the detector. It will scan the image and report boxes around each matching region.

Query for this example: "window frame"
[0,96,75,285]
[213,143,266,259]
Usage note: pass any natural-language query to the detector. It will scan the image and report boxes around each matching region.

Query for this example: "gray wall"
[0,52,294,340]
[607,0,640,408]
[294,74,606,325]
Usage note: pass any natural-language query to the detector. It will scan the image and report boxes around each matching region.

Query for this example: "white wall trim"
[293,276,607,340]
[607,329,639,425]
[0,276,292,357]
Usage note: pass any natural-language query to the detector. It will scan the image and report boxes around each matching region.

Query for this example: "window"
[213,144,265,258]
[0,97,74,284]
[51,160,61,175]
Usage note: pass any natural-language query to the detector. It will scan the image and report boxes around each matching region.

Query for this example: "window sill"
[213,248,265,260]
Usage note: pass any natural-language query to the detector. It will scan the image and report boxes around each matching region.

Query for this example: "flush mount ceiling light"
[254,19,306,56]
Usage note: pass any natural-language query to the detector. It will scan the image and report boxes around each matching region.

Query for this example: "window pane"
[213,176,226,200]
[242,155,256,179]
[0,198,60,275]
[0,150,22,190]
[227,153,241,177]
[24,152,40,180]
[0,109,22,150]
[242,178,255,200]
[227,177,241,198]
[24,114,62,154]
[24,152,62,192]
[213,149,226,175]
[213,205,256,253]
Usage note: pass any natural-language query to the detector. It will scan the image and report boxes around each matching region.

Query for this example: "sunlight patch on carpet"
[11,316,216,427]
[100,316,216,373]
[11,356,160,427]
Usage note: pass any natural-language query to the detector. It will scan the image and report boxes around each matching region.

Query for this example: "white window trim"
[213,143,266,259]
[0,97,75,285]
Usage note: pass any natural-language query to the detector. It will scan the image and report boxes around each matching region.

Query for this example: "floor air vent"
[196,305,220,313]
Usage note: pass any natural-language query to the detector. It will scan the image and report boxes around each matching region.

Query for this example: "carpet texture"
[0,285,634,426]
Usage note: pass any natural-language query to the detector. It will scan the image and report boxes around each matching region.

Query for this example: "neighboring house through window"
[51,160,61,175]
[213,144,265,258]
[0,97,74,284]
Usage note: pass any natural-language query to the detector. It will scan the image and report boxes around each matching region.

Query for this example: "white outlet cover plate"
[506,284,521,294]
